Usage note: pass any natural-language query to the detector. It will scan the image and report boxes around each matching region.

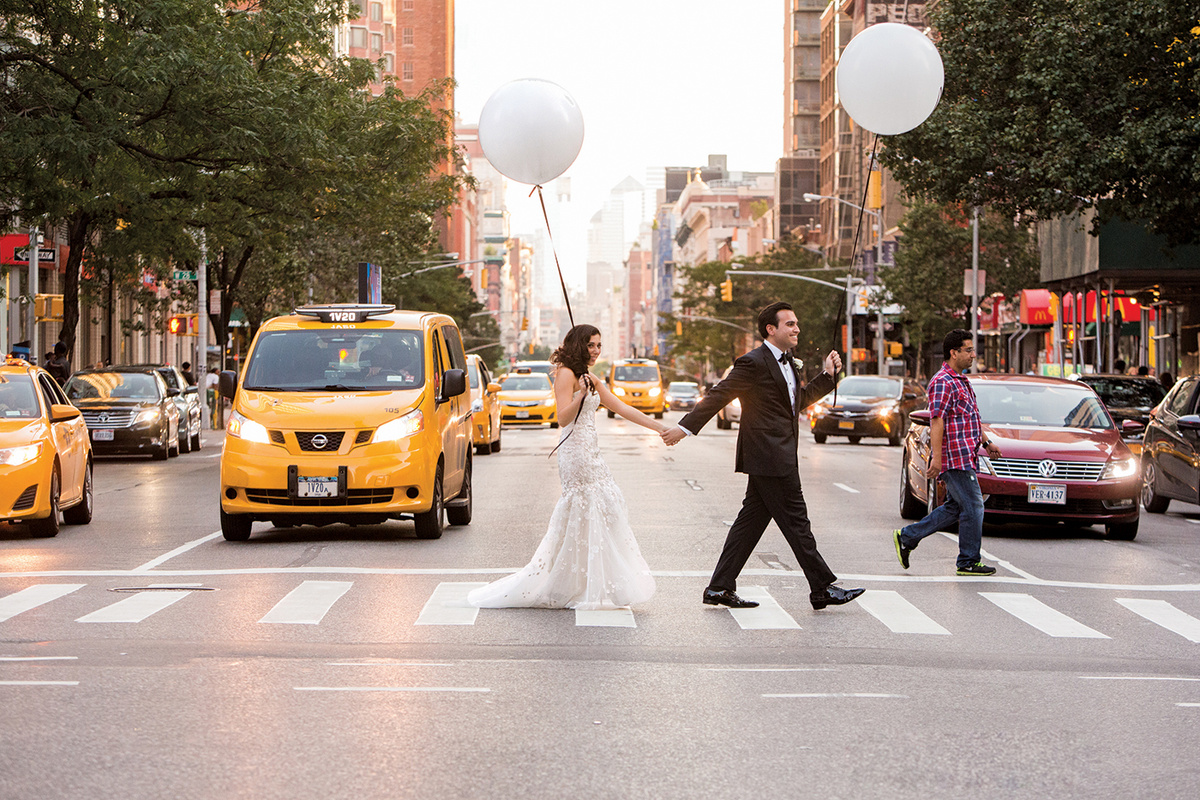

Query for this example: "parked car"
[498,372,558,427]
[665,381,701,411]
[64,368,181,460]
[467,354,502,455]
[808,375,928,446]
[1,356,93,537]
[1139,374,1200,514]
[898,374,1140,539]
[131,363,203,453]
[714,365,740,429]
[1072,373,1165,455]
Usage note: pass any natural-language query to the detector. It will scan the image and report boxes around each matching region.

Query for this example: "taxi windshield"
[501,375,552,391]
[613,365,659,382]
[242,329,423,391]
[65,372,161,401]
[0,374,40,418]
[974,382,1114,429]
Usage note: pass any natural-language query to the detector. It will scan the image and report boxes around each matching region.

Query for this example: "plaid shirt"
[926,362,983,474]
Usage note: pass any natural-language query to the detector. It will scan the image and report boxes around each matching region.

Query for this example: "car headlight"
[375,409,424,442]
[809,403,829,418]
[226,410,271,444]
[977,455,996,475]
[471,399,483,413]
[1101,456,1139,479]
[613,387,626,396]
[135,408,161,424]
[872,402,898,417]
[649,386,661,397]
[0,443,42,467]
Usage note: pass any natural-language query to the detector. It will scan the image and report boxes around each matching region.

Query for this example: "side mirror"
[1121,419,1146,435]
[50,404,81,423]
[166,387,180,398]
[910,409,932,427]
[1177,414,1200,432]
[218,370,238,400]
[487,381,501,394]
[903,392,918,400]
[183,386,199,396]
[440,368,467,401]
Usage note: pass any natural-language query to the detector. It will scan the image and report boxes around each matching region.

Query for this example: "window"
[371,32,382,52]
[402,62,413,81]
[369,2,382,21]
[1164,379,1196,417]
[402,0,413,10]
[402,27,414,46]
[383,54,394,74]
[350,27,367,48]
[384,23,394,42]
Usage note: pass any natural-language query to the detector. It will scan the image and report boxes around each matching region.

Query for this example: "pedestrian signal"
[168,314,199,336]
[675,320,683,336]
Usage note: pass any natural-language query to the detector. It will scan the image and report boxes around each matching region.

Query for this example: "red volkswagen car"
[898,374,1141,539]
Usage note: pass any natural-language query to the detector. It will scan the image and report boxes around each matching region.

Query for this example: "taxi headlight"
[541,397,554,407]
[1101,456,1139,479]
[226,410,271,444]
[0,443,42,467]
[613,387,626,396]
[375,409,424,442]
[135,408,161,425]
[649,386,662,397]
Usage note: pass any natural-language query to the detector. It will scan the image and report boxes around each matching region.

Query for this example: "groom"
[662,301,865,611]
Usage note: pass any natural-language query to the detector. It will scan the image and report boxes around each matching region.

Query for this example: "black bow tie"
[779,352,790,364]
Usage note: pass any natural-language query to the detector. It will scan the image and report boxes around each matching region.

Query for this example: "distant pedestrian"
[1160,372,1175,391]
[45,343,71,384]
[1137,365,1150,376]
[892,329,1000,577]
[181,361,196,385]
[1114,359,1126,375]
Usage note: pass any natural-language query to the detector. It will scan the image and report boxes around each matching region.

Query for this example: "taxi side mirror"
[486,382,501,394]
[218,370,238,400]
[184,385,199,396]
[910,410,932,427]
[440,368,467,402]
[50,404,81,423]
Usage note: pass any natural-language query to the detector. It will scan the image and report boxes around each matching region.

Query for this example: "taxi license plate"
[516,411,530,419]
[93,429,114,441]
[837,420,855,430]
[297,477,338,498]
[1027,483,1066,505]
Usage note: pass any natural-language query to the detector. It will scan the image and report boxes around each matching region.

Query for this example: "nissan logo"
[311,434,329,450]
[1038,459,1058,477]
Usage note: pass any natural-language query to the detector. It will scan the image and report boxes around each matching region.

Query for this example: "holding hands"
[660,427,685,446]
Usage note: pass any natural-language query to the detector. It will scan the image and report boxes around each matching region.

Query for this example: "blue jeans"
[900,468,984,569]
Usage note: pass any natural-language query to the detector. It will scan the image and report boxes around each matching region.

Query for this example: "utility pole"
[28,224,40,363]
[196,230,209,428]
[970,206,980,372]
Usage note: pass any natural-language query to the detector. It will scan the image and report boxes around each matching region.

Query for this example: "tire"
[63,462,94,525]
[550,421,559,429]
[607,410,615,418]
[1106,520,1139,540]
[220,508,252,541]
[29,471,61,538]
[191,430,202,451]
[169,432,180,458]
[446,458,473,526]
[413,467,444,539]
[716,415,730,430]
[1141,458,1170,513]
[888,433,902,447]
[491,426,502,453]
[153,436,170,461]
[849,436,861,445]
[813,433,826,444]
[654,412,663,419]
[899,456,924,520]
[178,429,191,454]
[476,442,490,456]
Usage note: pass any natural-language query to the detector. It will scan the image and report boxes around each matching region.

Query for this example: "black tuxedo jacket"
[679,345,835,477]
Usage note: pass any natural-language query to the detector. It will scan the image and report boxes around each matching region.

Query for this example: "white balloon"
[836,23,944,136]
[478,79,585,186]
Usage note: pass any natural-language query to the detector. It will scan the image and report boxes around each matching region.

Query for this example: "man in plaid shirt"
[893,329,1001,576]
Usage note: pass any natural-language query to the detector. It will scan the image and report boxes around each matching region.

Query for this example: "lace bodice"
[556,389,603,491]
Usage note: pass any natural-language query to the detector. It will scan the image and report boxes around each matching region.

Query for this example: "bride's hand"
[578,373,596,394]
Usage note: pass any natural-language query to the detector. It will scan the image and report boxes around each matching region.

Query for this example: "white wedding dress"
[467,389,656,610]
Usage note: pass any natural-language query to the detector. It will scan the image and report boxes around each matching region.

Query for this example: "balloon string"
[532,184,575,327]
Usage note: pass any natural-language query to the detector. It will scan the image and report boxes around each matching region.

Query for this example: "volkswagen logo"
[1038,459,1058,477]
[310,433,329,450]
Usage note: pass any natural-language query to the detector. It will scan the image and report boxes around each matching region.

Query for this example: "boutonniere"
[788,355,803,372]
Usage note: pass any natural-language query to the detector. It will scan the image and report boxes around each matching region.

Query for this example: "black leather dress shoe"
[703,589,759,608]
[810,585,865,610]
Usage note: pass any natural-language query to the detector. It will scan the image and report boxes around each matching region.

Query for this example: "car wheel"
[190,430,202,451]
[476,441,490,456]
[413,467,444,539]
[813,433,826,444]
[848,436,861,445]
[1105,520,1139,540]
[446,458,472,526]
[168,431,180,458]
[220,508,252,541]
[153,435,170,460]
[655,412,663,419]
[491,426,502,453]
[717,415,730,430]
[29,471,61,538]
[888,432,902,447]
[550,421,559,429]
[607,410,615,419]
[899,455,924,520]
[178,429,191,454]
[1141,459,1170,513]
[63,462,94,525]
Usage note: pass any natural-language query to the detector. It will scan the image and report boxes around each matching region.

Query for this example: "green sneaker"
[892,529,911,569]
[956,562,997,576]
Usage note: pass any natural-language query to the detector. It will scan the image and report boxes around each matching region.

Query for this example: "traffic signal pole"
[196,231,210,428]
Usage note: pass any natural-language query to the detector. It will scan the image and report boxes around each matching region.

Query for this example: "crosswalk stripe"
[77,591,192,623]
[727,586,801,630]
[259,581,353,625]
[1115,598,1200,643]
[0,584,85,623]
[857,589,950,635]
[980,592,1109,638]
[576,608,636,627]
[415,583,486,625]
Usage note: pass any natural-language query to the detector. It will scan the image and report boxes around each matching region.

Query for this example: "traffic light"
[720,278,733,303]
[168,314,199,336]
[675,320,683,336]
[887,341,903,357]
[521,316,529,331]
[34,294,64,321]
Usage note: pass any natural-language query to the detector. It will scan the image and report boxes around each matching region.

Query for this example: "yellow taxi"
[606,358,665,419]
[1,357,93,537]
[467,354,502,454]
[217,304,473,541]
[498,369,558,427]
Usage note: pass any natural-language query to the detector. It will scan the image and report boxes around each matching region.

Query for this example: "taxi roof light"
[294,304,396,324]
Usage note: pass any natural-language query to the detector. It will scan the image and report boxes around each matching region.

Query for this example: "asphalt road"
[2,416,1198,799]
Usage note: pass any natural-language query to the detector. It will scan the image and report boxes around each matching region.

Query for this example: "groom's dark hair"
[757,302,793,339]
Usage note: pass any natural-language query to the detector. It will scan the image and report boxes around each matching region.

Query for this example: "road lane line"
[259,581,353,624]
[1115,598,1200,643]
[294,686,489,693]
[0,681,78,686]
[575,608,636,627]
[980,592,1109,638]
[1080,676,1200,682]
[0,656,78,662]
[131,532,223,572]
[833,483,860,494]
[0,584,85,623]
[1177,703,1200,707]
[415,582,486,625]
[726,586,801,630]
[77,590,192,623]
[763,693,907,699]
[857,589,950,635]
[702,667,835,672]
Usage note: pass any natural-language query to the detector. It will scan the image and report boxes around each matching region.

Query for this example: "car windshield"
[835,376,901,398]
[0,374,40,418]
[614,365,659,382]
[1082,378,1166,409]
[242,330,423,391]
[668,383,698,395]
[502,375,552,391]
[65,372,161,401]
[974,382,1114,429]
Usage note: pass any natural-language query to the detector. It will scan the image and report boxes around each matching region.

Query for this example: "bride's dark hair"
[551,324,600,377]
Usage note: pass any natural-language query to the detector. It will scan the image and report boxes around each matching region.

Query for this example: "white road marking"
[833,483,860,494]
[131,531,223,572]
[77,590,192,623]
[575,608,636,627]
[1177,703,1200,707]
[726,586,801,630]
[0,584,85,623]
[702,667,835,672]
[0,681,78,686]
[934,532,1041,580]
[415,582,486,625]
[0,656,77,662]
[1115,598,1200,643]
[762,693,907,699]
[259,581,353,625]
[294,686,489,693]
[327,662,456,667]
[981,592,1109,638]
[1079,676,1200,682]
[857,589,950,635]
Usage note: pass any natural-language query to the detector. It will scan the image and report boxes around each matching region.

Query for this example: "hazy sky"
[455,0,784,288]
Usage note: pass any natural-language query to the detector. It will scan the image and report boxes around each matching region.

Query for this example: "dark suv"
[1140,375,1200,513]
[1073,374,1165,455]
[63,368,181,460]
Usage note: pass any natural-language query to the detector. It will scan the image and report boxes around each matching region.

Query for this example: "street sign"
[13,247,56,264]
[173,270,198,281]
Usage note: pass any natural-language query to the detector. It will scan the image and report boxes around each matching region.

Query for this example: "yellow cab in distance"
[0,357,93,537]
[606,358,665,419]
[217,304,473,542]
[466,353,502,454]
[498,368,557,427]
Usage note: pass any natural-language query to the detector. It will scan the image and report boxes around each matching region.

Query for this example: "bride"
[468,324,667,610]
